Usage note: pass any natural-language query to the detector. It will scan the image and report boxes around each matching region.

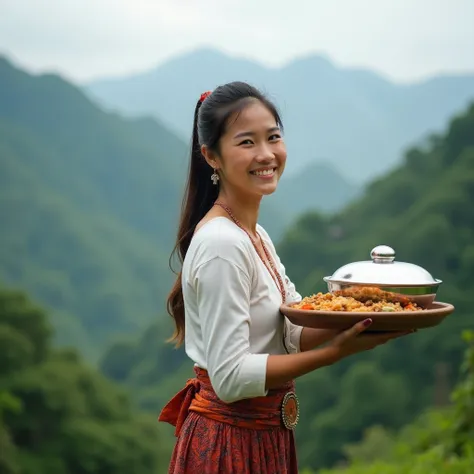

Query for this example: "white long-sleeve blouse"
[182,217,303,403]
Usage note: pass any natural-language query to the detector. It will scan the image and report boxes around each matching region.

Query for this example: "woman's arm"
[265,345,340,389]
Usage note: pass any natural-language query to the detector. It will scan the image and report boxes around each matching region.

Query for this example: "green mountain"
[100,101,474,470]
[0,56,187,248]
[0,56,189,355]
[85,48,474,183]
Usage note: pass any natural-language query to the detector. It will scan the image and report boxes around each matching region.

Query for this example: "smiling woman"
[158,81,409,474]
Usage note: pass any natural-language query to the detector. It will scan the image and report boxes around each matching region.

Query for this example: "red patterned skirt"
[159,367,299,473]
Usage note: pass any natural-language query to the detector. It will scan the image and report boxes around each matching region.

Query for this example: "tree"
[0,287,170,474]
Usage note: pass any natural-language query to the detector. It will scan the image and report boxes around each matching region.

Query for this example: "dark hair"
[166,81,283,346]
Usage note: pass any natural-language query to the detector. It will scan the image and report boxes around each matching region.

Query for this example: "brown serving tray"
[280,302,455,332]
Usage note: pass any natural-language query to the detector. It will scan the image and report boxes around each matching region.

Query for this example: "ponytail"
[166,99,218,347]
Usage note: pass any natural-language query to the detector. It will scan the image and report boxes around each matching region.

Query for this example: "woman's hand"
[328,318,412,360]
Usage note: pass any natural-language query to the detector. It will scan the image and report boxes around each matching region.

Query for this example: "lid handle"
[371,245,395,263]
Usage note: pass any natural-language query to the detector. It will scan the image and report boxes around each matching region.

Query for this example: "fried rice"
[293,287,423,312]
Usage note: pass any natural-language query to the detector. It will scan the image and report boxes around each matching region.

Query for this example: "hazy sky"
[1,0,473,84]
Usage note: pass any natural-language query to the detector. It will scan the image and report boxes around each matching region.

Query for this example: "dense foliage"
[313,330,474,474]
[0,287,172,474]
[276,102,474,469]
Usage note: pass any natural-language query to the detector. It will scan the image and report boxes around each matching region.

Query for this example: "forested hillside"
[100,101,474,470]
[0,56,187,250]
[277,101,474,469]
[0,287,172,474]
[317,330,474,474]
[0,56,188,354]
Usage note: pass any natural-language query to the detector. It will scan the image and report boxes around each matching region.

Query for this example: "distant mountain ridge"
[84,48,474,183]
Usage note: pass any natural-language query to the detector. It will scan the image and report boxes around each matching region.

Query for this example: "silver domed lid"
[324,245,441,287]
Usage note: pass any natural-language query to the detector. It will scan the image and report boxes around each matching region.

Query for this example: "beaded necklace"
[214,201,286,304]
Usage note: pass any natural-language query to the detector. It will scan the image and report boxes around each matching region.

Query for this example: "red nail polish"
[363,318,372,327]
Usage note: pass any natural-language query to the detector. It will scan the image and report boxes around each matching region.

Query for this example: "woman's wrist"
[299,327,340,352]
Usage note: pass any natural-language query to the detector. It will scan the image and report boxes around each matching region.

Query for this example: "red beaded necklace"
[214,201,286,304]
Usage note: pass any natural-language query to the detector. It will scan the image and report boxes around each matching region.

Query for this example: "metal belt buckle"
[281,392,299,430]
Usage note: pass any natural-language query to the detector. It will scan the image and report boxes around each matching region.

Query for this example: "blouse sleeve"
[194,251,269,403]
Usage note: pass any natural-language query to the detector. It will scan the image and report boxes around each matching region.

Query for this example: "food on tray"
[333,286,412,305]
[292,288,423,313]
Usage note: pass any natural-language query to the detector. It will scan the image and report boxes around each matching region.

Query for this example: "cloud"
[1,0,473,83]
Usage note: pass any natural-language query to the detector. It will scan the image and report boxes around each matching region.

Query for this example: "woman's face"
[205,100,287,200]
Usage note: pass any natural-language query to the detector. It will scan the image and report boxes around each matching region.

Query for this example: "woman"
[159,82,409,473]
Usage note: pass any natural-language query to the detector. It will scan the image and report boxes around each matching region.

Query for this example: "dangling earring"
[211,169,219,185]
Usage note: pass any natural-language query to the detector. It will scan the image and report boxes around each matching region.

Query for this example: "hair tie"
[199,91,212,103]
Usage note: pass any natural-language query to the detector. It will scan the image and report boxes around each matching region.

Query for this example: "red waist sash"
[158,367,298,437]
